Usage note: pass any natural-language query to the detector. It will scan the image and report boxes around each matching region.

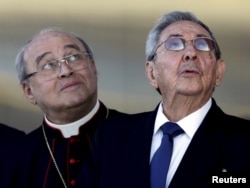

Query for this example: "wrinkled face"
[146,21,225,100]
[22,32,98,113]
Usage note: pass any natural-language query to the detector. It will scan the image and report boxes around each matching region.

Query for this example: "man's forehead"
[160,20,211,40]
[25,32,82,58]
[162,20,210,37]
[24,32,84,65]
[30,32,76,46]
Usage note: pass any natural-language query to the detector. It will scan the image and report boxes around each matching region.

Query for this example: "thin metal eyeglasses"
[154,37,216,55]
[24,52,90,81]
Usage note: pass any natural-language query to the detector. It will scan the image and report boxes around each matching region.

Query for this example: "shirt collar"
[154,98,212,139]
[44,100,100,138]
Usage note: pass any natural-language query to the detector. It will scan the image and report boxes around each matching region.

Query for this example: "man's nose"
[58,60,73,78]
[183,43,198,61]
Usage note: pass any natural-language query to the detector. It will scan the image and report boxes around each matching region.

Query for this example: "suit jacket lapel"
[169,100,226,187]
[122,107,158,187]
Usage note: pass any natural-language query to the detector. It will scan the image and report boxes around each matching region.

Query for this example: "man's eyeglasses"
[155,37,216,54]
[24,52,90,81]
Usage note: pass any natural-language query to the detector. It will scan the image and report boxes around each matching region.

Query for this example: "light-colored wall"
[0,0,250,133]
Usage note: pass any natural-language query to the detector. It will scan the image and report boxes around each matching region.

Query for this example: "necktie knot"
[161,122,184,138]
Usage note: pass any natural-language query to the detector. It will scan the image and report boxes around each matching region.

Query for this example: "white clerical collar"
[44,100,100,138]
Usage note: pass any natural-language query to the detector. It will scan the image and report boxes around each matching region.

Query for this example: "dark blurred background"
[0,0,250,133]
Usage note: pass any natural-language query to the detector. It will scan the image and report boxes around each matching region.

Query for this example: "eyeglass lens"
[37,53,89,80]
[164,37,214,52]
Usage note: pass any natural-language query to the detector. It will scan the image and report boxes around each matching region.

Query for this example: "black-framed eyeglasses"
[24,52,90,81]
[155,37,216,54]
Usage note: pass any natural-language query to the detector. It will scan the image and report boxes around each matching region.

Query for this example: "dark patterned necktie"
[150,122,184,188]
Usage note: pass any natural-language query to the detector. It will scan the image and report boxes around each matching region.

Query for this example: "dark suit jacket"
[0,123,26,188]
[94,99,250,188]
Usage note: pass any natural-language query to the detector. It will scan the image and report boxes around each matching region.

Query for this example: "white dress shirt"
[150,98,212,187]
[45,100,100,138]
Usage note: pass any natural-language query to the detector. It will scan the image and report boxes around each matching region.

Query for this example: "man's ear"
[90,60,98,75]
[22,82,37,105]
[145,61,158,89]
[215,58,226,86]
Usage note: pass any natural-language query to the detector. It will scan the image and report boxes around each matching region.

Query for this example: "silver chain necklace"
[42,107,109,188]
[42,125,67,188]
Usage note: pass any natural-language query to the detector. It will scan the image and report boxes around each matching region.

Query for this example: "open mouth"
[181,69,200,75]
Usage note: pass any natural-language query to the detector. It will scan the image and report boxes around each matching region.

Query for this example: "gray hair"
[15,28,95,83]
[145,11,221,61]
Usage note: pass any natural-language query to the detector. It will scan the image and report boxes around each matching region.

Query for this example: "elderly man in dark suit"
[93,11,250,188]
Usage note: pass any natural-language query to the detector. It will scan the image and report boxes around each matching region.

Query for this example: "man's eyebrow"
[167,34,210,38]
[36,52,52,64]
[63,44,81,51]
[35,44,81,64]
[196,34,210,38]
[168,34,182,38]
